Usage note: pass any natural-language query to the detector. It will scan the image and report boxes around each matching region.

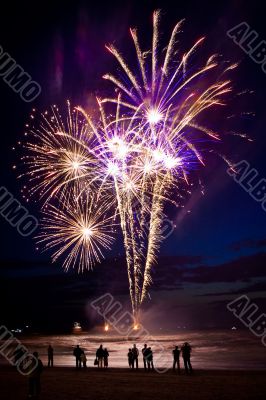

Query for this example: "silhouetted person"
[181,342,192,374]
[172,346,180,373]
[73,345,82,369]
[103,348,109,368]
[96,344,104,368]
[128,348,133,368]
[80,350,87,368]
[28,352,43,399]
[132,344,139,369]
[146,347,154,371]
[142,344,149,370]
[47,345,54,367]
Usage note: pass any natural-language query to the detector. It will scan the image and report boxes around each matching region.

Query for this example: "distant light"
[147,108,162,124]
[73,322,82,331]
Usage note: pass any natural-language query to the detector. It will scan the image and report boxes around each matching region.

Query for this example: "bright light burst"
[20,102,98,205]
[147,108,163,125]
[37,195,116,272]
[20,11,239,322]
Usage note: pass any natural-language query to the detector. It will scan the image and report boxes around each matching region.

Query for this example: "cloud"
[178,252,266,284]
[197,280,266,297]
[1,251,266,331]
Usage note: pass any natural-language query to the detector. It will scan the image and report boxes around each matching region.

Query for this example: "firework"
[101,10,237,320]
[21,11,237,323]
[37,194,116,272]
[21,102,99,206]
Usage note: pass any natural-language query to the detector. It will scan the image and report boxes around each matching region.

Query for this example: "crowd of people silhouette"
[68,342,192,373]
[25,342,192,398]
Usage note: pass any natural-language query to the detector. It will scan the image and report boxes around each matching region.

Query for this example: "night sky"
[1,0,266,333]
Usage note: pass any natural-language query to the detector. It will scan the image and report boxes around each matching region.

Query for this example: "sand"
[0,366,266,400]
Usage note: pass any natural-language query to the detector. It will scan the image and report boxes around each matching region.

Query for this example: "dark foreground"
[0,366,266,400]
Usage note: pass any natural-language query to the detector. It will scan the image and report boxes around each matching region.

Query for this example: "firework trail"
[102,10,237,319]
[20,11,239,323]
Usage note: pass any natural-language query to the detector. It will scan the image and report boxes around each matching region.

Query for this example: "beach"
[1,366,266,400]
[1,331,266,370]
[1,331,266,399]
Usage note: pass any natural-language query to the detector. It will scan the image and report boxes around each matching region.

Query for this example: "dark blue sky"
[0,0,266,332]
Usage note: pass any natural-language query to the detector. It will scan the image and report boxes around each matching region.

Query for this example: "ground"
[0,367,266,400]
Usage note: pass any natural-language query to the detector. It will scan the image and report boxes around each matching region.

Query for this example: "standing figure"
[28,352,43,398]
[80,351,87,368]
[147,347,154,371]
[47,345,54,367]
[132,344,139,369]
[103,348,109,368]
[142,344,148,370]
[128,348,133,368]
[73,345,82,369]
[181,342,193,374]
[96,344,104,368]
[172,346,180,373]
